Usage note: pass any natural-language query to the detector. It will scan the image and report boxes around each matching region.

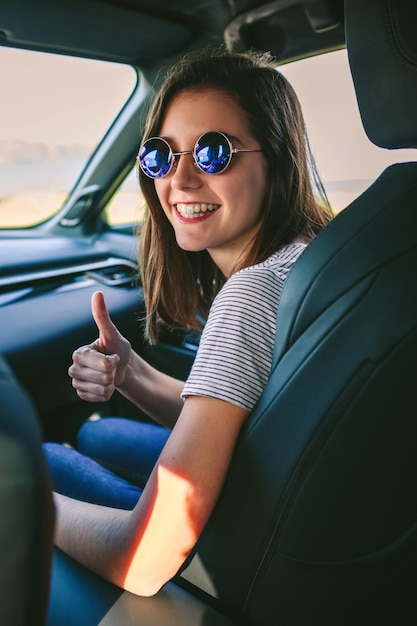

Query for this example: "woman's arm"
[69,291,184,429]
[115,350,184,430]
[54,394,249,596]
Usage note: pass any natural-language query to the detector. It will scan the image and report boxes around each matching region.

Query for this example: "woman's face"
[154,88,268,277]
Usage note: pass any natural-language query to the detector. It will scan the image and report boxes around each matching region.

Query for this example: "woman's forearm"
[116,350,185,429]
[53,493,131,587]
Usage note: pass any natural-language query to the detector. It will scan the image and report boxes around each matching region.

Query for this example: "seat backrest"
[179,2,417,624]
[0,355,54,626]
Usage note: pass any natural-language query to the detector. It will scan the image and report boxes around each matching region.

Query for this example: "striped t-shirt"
[181,243,306,410]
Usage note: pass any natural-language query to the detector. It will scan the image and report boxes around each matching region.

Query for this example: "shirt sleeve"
[181,268,285,410]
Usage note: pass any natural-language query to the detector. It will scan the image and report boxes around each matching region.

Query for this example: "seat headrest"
[346,0,417,149]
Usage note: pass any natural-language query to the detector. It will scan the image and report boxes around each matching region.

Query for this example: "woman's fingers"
[71,345,119,374]
[69,346,120,401]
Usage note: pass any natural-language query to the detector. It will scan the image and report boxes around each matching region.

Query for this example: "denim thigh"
[44,418,170,510]
[77,417,170,486]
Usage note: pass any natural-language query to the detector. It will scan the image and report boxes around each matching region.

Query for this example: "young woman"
[45,49,332,597]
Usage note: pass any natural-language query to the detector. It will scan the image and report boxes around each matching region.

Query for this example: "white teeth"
[176,203,219,218]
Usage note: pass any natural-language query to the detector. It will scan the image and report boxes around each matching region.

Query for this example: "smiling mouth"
[176,203,220,219]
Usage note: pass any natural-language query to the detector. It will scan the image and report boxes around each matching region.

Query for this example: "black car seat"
[179,0,417,624]
[0,354,54,626]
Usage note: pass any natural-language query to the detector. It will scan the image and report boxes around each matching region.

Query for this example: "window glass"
[104,168,146,226]
[0,47,136,228]
[279,49,417,212]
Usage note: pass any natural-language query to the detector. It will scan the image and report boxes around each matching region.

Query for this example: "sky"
[0,47,135,147]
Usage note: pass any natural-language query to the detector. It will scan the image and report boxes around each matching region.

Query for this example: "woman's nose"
[170,153,201,189]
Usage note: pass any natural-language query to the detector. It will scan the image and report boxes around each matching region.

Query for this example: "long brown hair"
[137,49,333,344]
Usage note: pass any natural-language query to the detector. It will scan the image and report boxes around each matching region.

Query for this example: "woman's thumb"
[91,291,119,345]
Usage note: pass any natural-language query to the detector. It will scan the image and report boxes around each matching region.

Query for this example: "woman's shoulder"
[233,242,307,284]
[215,242,307,306]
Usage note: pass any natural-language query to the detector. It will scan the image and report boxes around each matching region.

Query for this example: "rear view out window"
[280,49,417,212]
[0,47,136,228]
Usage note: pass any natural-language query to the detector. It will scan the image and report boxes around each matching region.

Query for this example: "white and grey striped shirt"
[181,243,306,410]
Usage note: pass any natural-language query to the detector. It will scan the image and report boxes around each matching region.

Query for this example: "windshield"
[0,47,136,228]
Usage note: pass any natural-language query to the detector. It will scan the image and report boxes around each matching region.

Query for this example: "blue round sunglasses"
[137,131,262,179]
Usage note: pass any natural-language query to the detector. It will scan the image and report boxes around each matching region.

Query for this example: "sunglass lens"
[139,138,172,178]
[195,132,231,174]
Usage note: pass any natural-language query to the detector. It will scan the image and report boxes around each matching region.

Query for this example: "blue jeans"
[43,418,170,510]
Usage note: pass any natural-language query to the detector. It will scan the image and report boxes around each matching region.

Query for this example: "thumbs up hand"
[69,291,132,402]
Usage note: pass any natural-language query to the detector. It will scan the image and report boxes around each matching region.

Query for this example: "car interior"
[0,0,416,624]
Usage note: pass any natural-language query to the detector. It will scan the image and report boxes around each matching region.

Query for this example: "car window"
[0,47,136,229]
[279,49,417,212]
[104,168,146,227]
